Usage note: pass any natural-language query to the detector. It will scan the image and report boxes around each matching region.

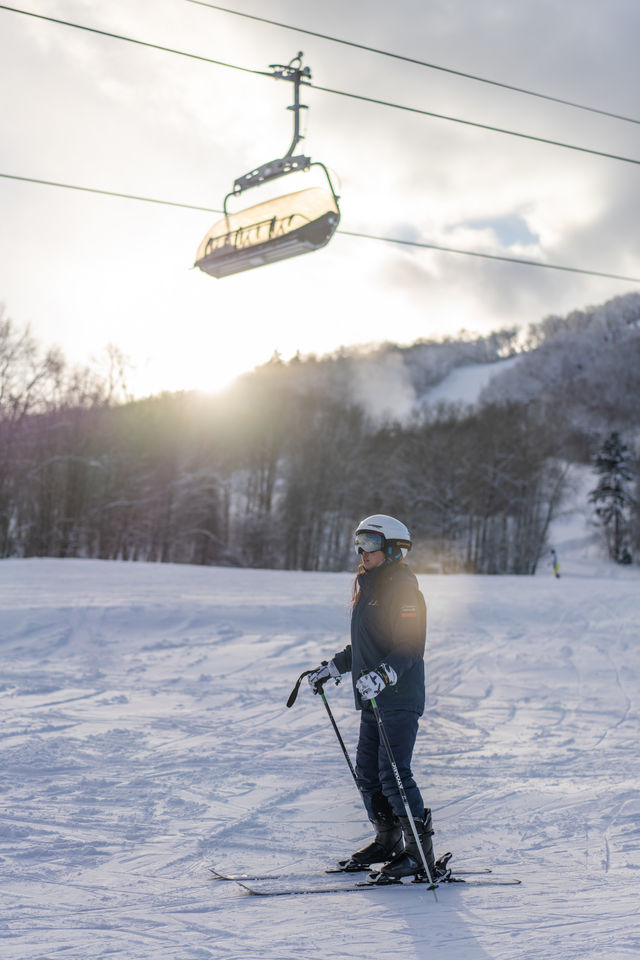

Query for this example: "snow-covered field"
[1,554,639,960]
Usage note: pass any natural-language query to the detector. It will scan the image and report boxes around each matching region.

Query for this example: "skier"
[551,548,561,579]
[307,514,437,881]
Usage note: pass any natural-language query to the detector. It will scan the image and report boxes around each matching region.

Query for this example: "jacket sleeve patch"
[400,604,418,618]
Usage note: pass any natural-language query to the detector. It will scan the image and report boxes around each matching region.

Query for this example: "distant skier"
[307,514,438,881]
[551,548,561,579]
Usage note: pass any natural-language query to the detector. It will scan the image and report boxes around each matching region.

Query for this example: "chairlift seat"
[195,186,339,278]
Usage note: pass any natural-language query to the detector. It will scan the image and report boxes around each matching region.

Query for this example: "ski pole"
[317,686,360,791]
[287,670,361,796]
[370,697,437,896]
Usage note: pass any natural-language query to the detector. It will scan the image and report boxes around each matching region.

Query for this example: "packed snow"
[1,544,639,959]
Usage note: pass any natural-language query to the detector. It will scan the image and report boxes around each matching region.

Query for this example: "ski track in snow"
[1,557,639,960]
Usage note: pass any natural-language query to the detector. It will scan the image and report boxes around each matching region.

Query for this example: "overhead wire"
[185,0,640,128]
[1,5,638,284]
[1,4,640,168]
[2,172,639,284]
[338,228,640,283]
[0,4,270,79]
[0,172,220,214]
[310,83,640,168]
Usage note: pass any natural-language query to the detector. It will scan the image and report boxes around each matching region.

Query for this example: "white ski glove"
[356,663,398,701]
[307,660,341,694]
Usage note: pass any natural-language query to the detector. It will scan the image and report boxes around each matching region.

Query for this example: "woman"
[307,514,437,880]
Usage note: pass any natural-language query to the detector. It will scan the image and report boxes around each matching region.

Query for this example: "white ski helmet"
[354,514,412,559]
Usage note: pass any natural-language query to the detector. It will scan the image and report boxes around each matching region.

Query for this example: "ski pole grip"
[286,670,314,708]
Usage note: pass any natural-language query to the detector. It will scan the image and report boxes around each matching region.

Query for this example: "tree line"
[1,309,638,573]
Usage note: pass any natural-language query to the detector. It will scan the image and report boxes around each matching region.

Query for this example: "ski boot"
[378,808,436,881]
[433,851,453,880]
[338,814,403,872]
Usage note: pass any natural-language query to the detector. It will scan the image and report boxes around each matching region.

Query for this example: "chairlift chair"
[195,54,340,279]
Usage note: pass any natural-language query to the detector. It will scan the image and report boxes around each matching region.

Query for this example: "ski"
[227,874,521,897]
[209,866,282,882]
[210,865,490,882]
[327,865,490,876]
[209,851,490,884]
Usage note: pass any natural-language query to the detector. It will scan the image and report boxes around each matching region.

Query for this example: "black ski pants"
[355,707,425,822]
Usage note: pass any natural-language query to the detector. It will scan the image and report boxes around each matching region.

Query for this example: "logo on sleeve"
[400,604,417,618]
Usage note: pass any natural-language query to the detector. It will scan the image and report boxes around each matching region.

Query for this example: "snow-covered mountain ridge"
[414,291,640,422]
[296,291,640,430]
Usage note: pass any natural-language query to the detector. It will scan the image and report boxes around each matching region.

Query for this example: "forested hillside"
[481,292,640,434]
[1,293,639,573]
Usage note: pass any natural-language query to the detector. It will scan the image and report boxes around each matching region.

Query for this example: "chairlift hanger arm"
[269,52,311,158]
[231,52,312,198]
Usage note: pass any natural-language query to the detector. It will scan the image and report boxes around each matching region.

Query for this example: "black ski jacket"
[332,560,426,715]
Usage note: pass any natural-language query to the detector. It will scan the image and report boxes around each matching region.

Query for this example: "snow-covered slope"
[544,464,607,577]
[420,356,521,408]
[1,557,639,960]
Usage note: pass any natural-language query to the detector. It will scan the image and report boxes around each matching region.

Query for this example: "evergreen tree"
[589,432,634,563]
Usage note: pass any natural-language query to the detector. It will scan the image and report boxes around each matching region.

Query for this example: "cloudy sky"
[1,0,639,396]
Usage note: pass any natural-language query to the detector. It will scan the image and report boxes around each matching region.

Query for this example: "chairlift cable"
[2,171,639,284]
[338,228,640,283]
[310,83,640,167]
[0,172,221,213]
[184,0,640,127]
[2,5,640,168]
[0,4,271,79]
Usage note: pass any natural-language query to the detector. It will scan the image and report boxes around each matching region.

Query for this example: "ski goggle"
[354,531,385,554]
